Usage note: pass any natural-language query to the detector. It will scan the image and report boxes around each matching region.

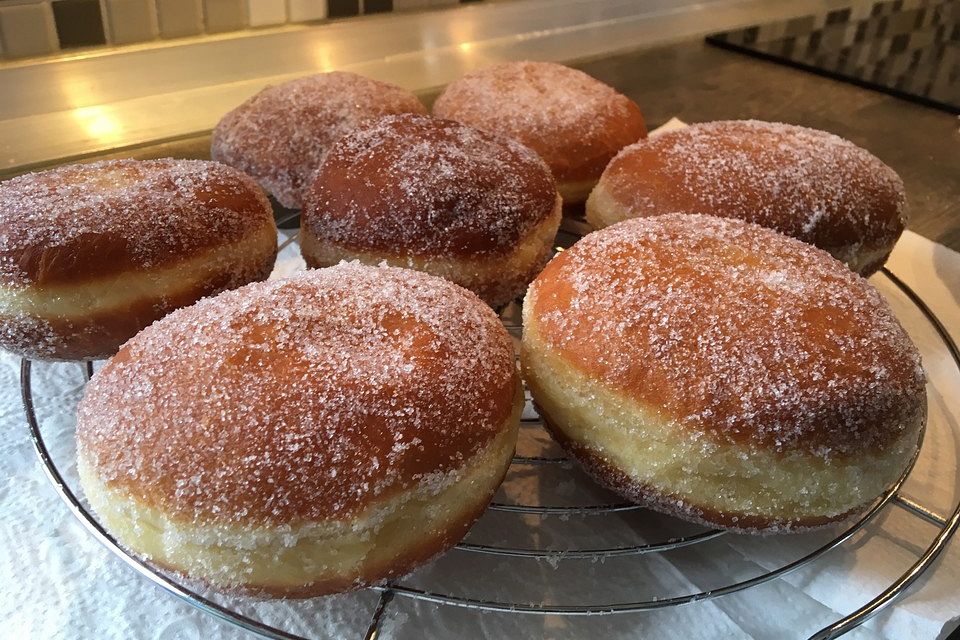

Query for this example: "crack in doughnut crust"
[433,61,646,202]
[0,158,277,360]
[521,214,926,532]
[586,120,907,276]
[211,72,427,209]
[301,114,562,307]
[77,263,521,594]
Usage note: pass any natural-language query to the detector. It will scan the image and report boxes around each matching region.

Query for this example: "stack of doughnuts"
[0,159,277,361]
[521,214,926,532]
[586,120,907,275]
[77,263,521,596]
[300,113,561,308]
[212,72,427,209]
[434,61,647,204]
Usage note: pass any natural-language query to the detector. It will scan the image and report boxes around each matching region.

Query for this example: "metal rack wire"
[21,220,960,640]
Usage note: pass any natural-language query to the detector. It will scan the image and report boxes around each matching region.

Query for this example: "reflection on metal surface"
[312,45,335,73]
[72,106,124,144]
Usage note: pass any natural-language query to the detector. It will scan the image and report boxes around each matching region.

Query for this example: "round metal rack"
[21,218,960,640]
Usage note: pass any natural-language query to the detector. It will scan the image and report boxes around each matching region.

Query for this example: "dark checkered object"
[707,0,959,112]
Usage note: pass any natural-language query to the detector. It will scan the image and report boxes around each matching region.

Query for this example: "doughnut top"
[76,263,519,525]
[432,61,646,183]
[527,214,925,458]
[211,72,427,208]
[303,114,557,257]
[0,159,274,287]
[599,120,906,258]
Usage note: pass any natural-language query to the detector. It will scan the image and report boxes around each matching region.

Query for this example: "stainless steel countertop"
[0,0,854,174]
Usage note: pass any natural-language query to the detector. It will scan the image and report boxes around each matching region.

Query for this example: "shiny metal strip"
[892,494,948,527]
[362,588,395,640]
[454,529,726,558]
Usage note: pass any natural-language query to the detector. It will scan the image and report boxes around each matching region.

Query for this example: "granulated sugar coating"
[0,158,272,286]
[528,214,925,459]
[211,72,427,209]
[432,61,646,184]
[304,114,557,257]
[76,263,518,525]
[591,120,906,273]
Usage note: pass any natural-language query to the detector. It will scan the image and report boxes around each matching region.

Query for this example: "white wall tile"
[156,0,202,37]
[105,0,158,44]
[204,0,247,32]
[0,1,59,58]
[287,0,325,22]
[393,0,430,10]
[247,0,284,26]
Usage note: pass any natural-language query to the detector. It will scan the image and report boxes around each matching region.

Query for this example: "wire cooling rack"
[21,215,960,640]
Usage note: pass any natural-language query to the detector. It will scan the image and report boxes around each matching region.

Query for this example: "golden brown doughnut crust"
[0,159,274,286]
[302,114,557,257]
[76,263,520,525]
[145,468,505,598]
[526,214,925,459]
[432,61,646,186]
[0,159,277,361]
[211,72,427,208]
[539,409,862,533]
[0,264,272,362]
[589,120,906,275]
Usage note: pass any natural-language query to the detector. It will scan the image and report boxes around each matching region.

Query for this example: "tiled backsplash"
[707,0,958,111]
[0,0,485,59]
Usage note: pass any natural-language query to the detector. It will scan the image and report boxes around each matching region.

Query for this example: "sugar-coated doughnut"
[433,61,646,204]
[0,159,277,361]
[301,114,561,308]
[211,72,427,209]
[76,263,522,596]
[521,214,925,533]
[586,120,907,276]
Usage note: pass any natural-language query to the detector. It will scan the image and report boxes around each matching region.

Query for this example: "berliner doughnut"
[521,214,926,533]
[585,120,907,276]
[301,114,561,308]
[76,262,522,596]
[211,72,427,209]
[0,159,277,361]
[432,61,646,204]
